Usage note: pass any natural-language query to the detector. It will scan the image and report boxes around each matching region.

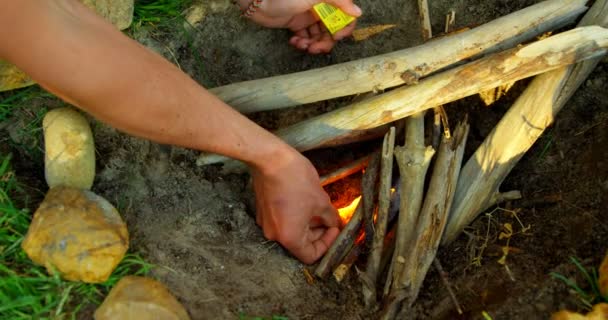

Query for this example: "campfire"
[194,0,608,318]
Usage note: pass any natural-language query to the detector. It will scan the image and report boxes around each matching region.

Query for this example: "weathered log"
[442,0,608,244]
[362,127,396,306]
[384,113,435,300]
[198,26,608,168]
[315,153,381,278]
[210,0,587,113]
[396,121,469,310]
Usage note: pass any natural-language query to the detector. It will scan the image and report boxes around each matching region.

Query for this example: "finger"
[295,35,319,51]
[308,227,326,241]
[333,20,357,41]
[321,0,363,17]
[287,12,318,32]
[309,23,321,37]
[289,35,300,46]
[312,204,340,228]
[308,32,335,54]
[298,226,340,264]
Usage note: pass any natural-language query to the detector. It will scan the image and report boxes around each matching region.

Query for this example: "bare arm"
[0,0,286,167]
[0,0,340,264]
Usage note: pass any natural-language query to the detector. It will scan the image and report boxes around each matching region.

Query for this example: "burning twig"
[315,153,381,278]
[443,1,608,244]
[362,127,396,306]
[382,112,435,319]
[198,26,607,169]
[315,204,363,278]
[320,155,371,187]
[391,121,469,316]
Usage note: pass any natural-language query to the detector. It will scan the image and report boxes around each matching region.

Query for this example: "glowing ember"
[338,196,361,223]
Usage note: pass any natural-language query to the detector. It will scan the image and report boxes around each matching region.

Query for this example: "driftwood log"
[209,0,586,113]
[443,0,608,244]
[382,113,435,319]
[387,121,469,317]
[198,26,608,168]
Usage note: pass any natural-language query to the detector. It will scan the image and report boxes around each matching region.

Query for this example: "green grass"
[0,154,153,319]
[133,0,193,25]
[550,257,608,311]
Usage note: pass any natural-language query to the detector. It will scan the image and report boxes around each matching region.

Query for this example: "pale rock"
[43,107,95,190]
[0,60,35,92]
[22,187,128,283]
[0,0,134,92]
[95,276,191,320]
[551,303,608,320]
[81,0,134,30]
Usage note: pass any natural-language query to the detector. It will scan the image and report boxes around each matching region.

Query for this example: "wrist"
[248,141,300,176]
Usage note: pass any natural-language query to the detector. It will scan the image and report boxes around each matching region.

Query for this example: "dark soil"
[3,0,607,319]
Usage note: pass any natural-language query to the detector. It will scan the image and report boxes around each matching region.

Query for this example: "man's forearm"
[0,0,292,170]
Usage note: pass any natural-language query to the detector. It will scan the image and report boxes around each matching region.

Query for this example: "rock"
[22,187,128,283]
[81,0,134,30]
[551,303,608,320]
[43,107,95,190]
[0,0,133,92]
[599,251,608,297]
[0,60,35,92]
[94,276,190,320]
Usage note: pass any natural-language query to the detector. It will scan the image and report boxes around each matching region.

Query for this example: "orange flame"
[337,196,361,224]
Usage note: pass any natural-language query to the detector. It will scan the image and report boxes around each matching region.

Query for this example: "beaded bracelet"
[242,0,263,17]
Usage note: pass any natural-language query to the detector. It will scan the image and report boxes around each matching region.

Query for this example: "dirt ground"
[3,0,608,318]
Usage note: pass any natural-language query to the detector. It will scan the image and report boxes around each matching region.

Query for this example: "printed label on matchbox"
[312,3,355,35]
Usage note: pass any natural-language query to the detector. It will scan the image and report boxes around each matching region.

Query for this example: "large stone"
[81,0,134,30]
[95,276,191,320]
[43,107,96,190]
[0,60,36,92]
[552,303,608,320]
[22,187,129,283]
[0,0,134,92]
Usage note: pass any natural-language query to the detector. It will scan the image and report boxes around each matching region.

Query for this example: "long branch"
[198,26,608,168]
[209,0,586,113]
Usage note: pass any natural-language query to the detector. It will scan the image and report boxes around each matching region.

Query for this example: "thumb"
[313,205,340,229]
[317,0,362,18]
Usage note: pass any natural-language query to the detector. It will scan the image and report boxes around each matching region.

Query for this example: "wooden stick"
[442,0,608,245]
[362,127,396,306]
[384,113,435,301]
[315,152,381,278]
[417,0,432,42]
[433,258,463,315]
[197,26,608,168]
[334,178,401,283]
[362,153,381,247]
[396,121,469,309]
[314,204,363,278]
[209,0,586,113]
[416,0,449,153]
[319,155,371,186]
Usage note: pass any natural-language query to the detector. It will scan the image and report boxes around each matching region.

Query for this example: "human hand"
[237,0,362,54]
[250,147,340,264]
